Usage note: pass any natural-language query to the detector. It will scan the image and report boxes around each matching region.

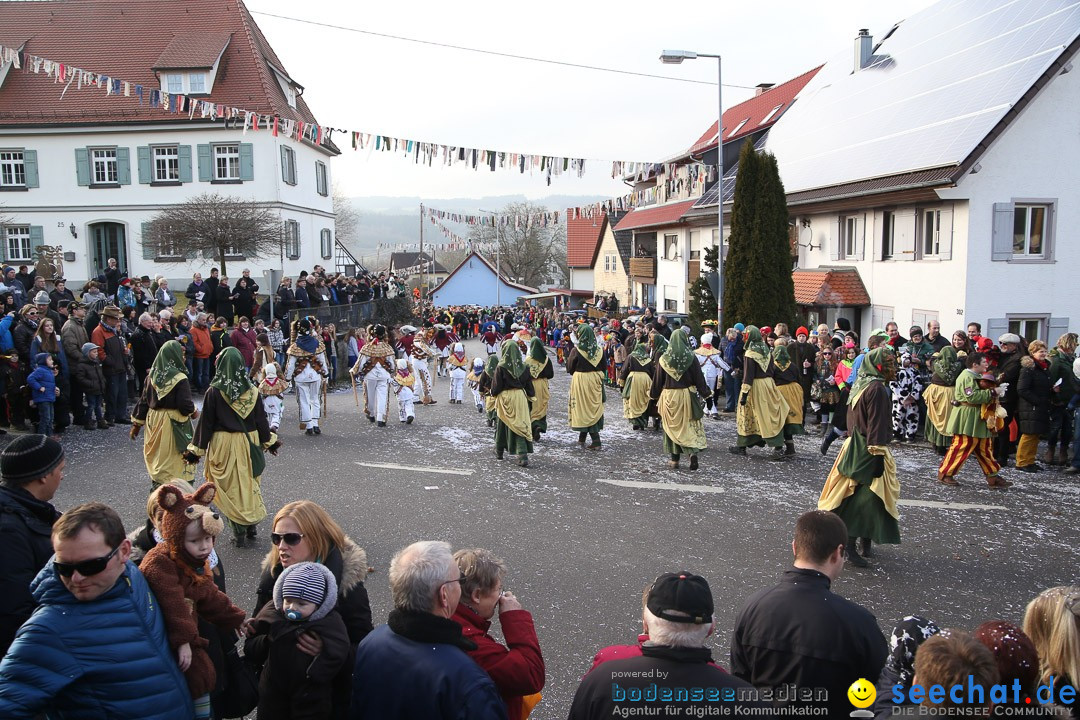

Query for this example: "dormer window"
[160,71,209,95]
[285,85,296,109]
[165,73,183,93]
[188,73,206,94]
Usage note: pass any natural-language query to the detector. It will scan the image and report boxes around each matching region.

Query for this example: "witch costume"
[650,329,711,470]
[132,339,197,485]
[566,324,606,449]
[491,341,536,466]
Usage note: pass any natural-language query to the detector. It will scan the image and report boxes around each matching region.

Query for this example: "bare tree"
[144,193,282,275]
[467,202,566,289]
[332,183,360,247]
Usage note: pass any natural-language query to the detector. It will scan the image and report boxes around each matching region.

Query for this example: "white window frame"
[920,208,941,258]
[315,161,328,196]
[152,145,180,183]
[663,234,679,261]
[881,210,895,260]
[728,118,749,138]
[213,144,240,181]
[911,309,938,330]
[871,305,895,331]
[1013,204,1048,258]
[759,104,784,125]
[165,73,183,93]
[0,150,26,187]
[320,228,332,259]
[285,220,300,260]
[840,215,858,259]
[4,225,32,262]
[1007,315,1047,344]
[282,146,297,186]
[188,72,206,94]
[158,234,183,259]
[91,148,118,185]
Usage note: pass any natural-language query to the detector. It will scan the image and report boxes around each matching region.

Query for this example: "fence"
[286,296,414,333]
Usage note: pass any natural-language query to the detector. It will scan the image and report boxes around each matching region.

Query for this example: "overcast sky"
[247,0,939,203]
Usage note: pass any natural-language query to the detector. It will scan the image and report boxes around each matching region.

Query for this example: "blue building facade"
[431,252,536,307]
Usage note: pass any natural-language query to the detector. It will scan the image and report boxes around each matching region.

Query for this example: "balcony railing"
[629,256,656,279]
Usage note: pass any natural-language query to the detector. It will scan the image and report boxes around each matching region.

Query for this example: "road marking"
[355,462,473,476]
[596,478,725,494]
[898,499,1006,511]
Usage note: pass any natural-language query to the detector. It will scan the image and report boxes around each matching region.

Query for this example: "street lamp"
[660,49,723,327]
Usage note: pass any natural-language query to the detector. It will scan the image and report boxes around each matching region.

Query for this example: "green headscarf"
[484,354,499,378]
[527,337,548,363]
[932,345,962,385]
[743,326,769,371]
[771,343,792,372]
[149,339,188,396]
[650,333,669,356]
[630,337,653,365]
[574,324,603,366]
[848,346,894,406]
[498,339,527,378]
[211,347,257,418]
[660,325,696,379]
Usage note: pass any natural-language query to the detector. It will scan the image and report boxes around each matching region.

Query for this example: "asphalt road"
[32,336,1080,719]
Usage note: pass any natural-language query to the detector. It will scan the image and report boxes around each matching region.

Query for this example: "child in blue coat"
[27,352,58,436]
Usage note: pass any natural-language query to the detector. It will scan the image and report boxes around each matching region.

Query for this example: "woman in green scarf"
[479,354,499,427]
[524,337,554,441]
[818,346,901,567]
[621,336,655,430]
[492,340,536,466]
[924,345,964,455]
[566,324,607,449]
[729,326,790,460]
[185,347,280,546]
[131,340,197,485]
[650,329,712,469]
[771,341,806,456]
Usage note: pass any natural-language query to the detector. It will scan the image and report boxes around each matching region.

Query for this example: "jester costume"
[284,317,329,435]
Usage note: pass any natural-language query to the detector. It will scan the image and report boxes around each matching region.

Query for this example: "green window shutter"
[29,226,44,257]
[280,145,288,184]
[137,146,152,184]
[197,144,212,182]
[116,147,131,185]
[75,148,91,186]
[178,145,193,183]
[23,150,39,188]
[239,143,254,181]
[141,222,156,259]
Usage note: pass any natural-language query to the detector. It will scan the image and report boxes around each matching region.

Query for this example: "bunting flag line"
[0,42,719,184]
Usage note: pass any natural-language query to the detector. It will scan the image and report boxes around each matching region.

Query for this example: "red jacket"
[451,603,545,720]
[230,327,258,366]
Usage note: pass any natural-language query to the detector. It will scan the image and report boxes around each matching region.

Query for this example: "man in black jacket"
[995,333,1024,466]
[730,510,886,717]
[203,268,219,317]
[276,277,296,316]
[570,572,767,719]
[0,435,64,658]
[129,313,161,392]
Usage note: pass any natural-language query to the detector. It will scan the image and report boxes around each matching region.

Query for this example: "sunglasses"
[440,573,467,589]
[54,545,121,578]
[271,532,305,546]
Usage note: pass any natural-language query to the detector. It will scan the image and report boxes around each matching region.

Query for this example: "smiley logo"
[847,678,876,709]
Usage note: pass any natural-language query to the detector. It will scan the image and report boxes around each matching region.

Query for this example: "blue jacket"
[0,560,194,720]
[26,364,56,404]
[30,337,69,379]
[350,619,508,720]
[0,315,14,353]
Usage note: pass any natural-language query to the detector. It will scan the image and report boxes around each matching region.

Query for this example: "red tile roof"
[792,267,870,307]
[566,213,607,268]
[687,66,822,154]
[153,32,233,70]
[0,0,322,128]
[612,199,697,233]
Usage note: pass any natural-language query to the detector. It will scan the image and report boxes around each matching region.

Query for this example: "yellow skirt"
[530,377,550,421]
[496,388,533,440]
[623,371,652,419]
[736,377,788,440]
[923,383,953,434]
[777,382,804,426]
[205,430,267,526]
[658,388,707,453]
[568,371,605,430]
[143,408,195,485]
[818,438,901,520]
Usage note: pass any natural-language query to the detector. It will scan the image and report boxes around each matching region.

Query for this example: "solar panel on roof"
[765,0,1080,193]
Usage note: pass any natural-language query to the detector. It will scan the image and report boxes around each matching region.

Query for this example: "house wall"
[656,227,689,313]
[0,123,335,287]
[591,223,629,307]
[568,267,594,292]
[432,257,530,307]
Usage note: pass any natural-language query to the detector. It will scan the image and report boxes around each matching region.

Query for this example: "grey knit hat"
[1,434,65,484]
[274,561,339,621]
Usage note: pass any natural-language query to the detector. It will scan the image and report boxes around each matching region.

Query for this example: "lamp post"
[660,49,723,327]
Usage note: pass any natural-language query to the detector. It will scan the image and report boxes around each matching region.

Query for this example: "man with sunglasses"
[0,502,194,719]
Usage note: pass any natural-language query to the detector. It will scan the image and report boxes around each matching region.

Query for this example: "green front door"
[89,222,127,280]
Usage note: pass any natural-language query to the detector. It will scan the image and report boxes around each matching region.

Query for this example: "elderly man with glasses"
[0,502,194,719]
[350,540,508,719]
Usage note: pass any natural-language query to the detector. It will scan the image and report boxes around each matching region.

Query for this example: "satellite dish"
[800,226,813,245]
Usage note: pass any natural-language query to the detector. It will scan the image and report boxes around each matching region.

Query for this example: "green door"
[89,222,128,280]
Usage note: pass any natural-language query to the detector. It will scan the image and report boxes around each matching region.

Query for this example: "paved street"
[34,336,1080,718]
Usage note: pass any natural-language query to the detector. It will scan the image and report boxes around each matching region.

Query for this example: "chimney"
[754,83,774,96]
[854,28,872,71]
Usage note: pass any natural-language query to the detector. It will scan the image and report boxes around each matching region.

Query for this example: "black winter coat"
[996,349,1023,414]
[72,354,106,396]
[1017,356,1052,436]
[129,327,160,379]
[0,483,60,658]
[214,285,235,323]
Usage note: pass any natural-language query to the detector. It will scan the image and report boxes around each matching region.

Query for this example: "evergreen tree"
[688,244,718,327]
[722,140,796,327]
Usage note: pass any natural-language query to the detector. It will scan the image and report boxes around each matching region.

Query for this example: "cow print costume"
[890,351,923,441]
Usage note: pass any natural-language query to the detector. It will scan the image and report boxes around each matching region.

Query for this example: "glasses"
[440,573,467,589]
[54,545,121,578]
[271,532,305,546]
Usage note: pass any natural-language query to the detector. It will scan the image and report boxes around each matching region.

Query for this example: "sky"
[247,0,940,203]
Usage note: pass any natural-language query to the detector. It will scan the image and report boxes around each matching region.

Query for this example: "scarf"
[148,340,188,396]
[771,344,792,372]
[210,347,257,418]
[528,337,547,363]
[743,326,769,371]
[483,354,499,378]
[498,340,526,378]
[452,343,467,362]
[887,615,940,688]
[574,324,603,366]
[849,346,892,406]
[630,338,652,366]
[660,325,696,379]
[387,609,477,652]
[650,334,669,357]
[932,345,962,385]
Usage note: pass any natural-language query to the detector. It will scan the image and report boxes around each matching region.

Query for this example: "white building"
[767,0,1080,342]
[0,0,338,287]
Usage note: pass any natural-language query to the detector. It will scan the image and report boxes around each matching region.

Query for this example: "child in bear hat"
[245,561,350,720]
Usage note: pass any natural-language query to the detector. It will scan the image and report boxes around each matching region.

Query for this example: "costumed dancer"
[184,347,280,546]
[937,352,1011,488]
[694,332,724,419]
[491,340,536,467]
[524,337,554,441]
[728,326,790,461]
[399,324,437,405]
[466,357,486,413]
[482,325,501,356]
[131,339,197,485]
[621,336,654,430]
[447,342,470,403]
[480,355,499,427]
[566,324,606,450]
[891,352,923,442]
[650,328,711,470]
[817,347,902,567]
[258,362,287,433]
[771,341,806,457]
[390,358,417,424]
[351,324,394,427]
[646,333,669,431]
[432,325,455,378]
[923,345,964,456]
[284,318,329,436]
